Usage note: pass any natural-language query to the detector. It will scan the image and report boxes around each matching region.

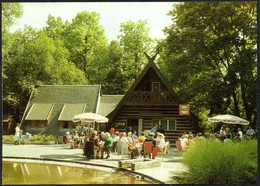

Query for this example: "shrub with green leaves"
[2,135,14,141]
[181,139,257,184]
[2,134,57,143]
[30,134,46,142]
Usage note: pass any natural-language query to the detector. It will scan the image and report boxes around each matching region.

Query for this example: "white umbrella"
[208,114,249,125]
[72,112,108,134]
[72,112,108,123]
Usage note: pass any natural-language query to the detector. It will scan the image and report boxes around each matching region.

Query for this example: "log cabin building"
[21,59,201,145]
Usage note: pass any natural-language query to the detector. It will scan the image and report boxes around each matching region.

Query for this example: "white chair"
[158,141,170,161]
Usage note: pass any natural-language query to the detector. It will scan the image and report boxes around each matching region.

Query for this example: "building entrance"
[127,119,138,133]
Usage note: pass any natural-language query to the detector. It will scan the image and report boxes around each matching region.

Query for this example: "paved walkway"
[2,144,188,184]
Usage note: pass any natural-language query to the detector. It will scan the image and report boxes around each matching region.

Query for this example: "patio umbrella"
[72,112,108,134]
[208,114,249,125]
[72,112,108,123]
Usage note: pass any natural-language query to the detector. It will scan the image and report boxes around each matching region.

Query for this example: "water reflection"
[3,161,152,184]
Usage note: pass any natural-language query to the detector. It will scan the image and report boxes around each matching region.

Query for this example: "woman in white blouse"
[152,132,166,159]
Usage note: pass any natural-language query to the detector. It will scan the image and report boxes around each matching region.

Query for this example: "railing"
[125,91,175,104]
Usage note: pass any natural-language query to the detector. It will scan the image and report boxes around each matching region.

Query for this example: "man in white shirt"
[237,128,243,140]
[180,134,188,151]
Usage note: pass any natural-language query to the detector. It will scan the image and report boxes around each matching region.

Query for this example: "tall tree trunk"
[232,92,240,117]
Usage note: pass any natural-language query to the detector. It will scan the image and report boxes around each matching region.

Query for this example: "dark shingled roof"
[25,103,53,120]
[97,95,124,116]
[58,103,86,121]
[22,85,101,135]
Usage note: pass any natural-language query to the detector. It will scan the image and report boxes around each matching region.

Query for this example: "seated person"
[112,131,120,152]
[246,125,255,138]
[152,132,166,159]
[142,133,156,157]
[79,132,86,149]
[144,132,156,147]
[117,132,137,159]
[72,130,80,148]
[65,131,75,149]
[101,132,114,159]
[137,132,146,143]
[127,132,133,143]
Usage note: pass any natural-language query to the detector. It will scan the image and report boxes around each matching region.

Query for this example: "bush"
[3,134,57,143]
[44,135,58,142]
[30,134,46,142]
[181,139,257,184]
[2,135,14,141]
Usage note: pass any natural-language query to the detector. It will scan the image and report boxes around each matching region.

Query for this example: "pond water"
[3,161,153,184]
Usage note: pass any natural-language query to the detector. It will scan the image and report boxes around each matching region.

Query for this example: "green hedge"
[2,134,57,142]
[181,139,257,184]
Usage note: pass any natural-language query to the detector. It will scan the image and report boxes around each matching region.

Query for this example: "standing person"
[237,128,243,140]
[100,124,106,132]
[82,124,88,134]
[14,123,21,145]
[109,127,116,138]
[101,132,114,159]
[18,130,23,145]
[150,125,157,135]
[132,130,138,140]
[220,125,227,140]
[75,123,83,134]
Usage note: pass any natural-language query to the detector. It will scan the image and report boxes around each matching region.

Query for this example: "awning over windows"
[58,104,86,121]
[25,103,53,120]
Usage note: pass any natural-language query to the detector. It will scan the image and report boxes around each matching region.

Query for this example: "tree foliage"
[3,2,256,131]
[160,2,257,128]
[118,20,153,86]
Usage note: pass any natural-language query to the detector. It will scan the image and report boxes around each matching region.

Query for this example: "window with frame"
[152,119,176,131]
[152,82,160,92]
[169,120,176,130]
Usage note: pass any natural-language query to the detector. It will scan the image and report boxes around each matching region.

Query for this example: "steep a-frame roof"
[107,60,184,120]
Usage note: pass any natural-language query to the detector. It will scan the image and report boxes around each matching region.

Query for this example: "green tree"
[62,11,108,82]
[118,20,153,87]
[102,40,128,94]
[2,2,23,79]
[160,2,257,128]
[3,26,86,121]
[45,15,67,40]
[2,2,23,120]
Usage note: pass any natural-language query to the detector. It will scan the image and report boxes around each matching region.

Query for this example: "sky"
[10,2,178,41]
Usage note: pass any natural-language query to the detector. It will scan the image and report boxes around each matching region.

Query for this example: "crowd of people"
[65,123,170,160]
[176,124,257,152]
